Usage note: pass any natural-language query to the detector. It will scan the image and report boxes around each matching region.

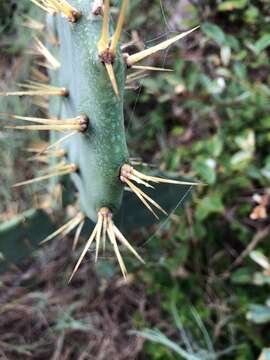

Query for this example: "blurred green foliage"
[125,0,270,358]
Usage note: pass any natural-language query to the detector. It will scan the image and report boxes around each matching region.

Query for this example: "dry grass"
[0,238,146,359]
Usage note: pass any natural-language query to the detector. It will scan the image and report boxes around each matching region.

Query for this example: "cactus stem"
[126,26,200,66]
[0,82,67,97]
[30,0,81,22]
[69,207,144,281]
[33,37,61,70]
[41,212,85,244]
[13,163,77,187]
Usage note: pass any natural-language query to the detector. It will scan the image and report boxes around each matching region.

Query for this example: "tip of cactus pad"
[69,208,144,282]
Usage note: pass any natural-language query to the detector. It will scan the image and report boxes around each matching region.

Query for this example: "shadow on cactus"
[0,0,200,279]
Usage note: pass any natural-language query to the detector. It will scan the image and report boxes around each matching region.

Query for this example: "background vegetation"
[0,0,269,358]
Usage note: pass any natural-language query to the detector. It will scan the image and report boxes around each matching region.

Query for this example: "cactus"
[0,209,54,273]
[0,0,199,279]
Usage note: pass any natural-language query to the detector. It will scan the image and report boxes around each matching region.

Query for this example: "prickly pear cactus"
[0,0,199,279]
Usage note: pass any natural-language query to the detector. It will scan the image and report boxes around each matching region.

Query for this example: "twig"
[222,225,270,279]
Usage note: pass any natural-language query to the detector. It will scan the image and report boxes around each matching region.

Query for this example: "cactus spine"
[0,0,199,278]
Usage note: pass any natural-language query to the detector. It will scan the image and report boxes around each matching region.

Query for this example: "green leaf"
[235,130,255,151]
[253,273,270,286]
[231,130,255,168]
[244,6,260,24]
[246,305,270,324]
[231,268,254,284]
[0,209,55,273]
[231,150,253,168]
[218,0,248,11]
[207,135,224,157]
[194,158,217,184]
[202,23,226,46]
[221,45,231,66]
[250,251,270,270]
[195,193,224,221]
[253,35,270,55]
